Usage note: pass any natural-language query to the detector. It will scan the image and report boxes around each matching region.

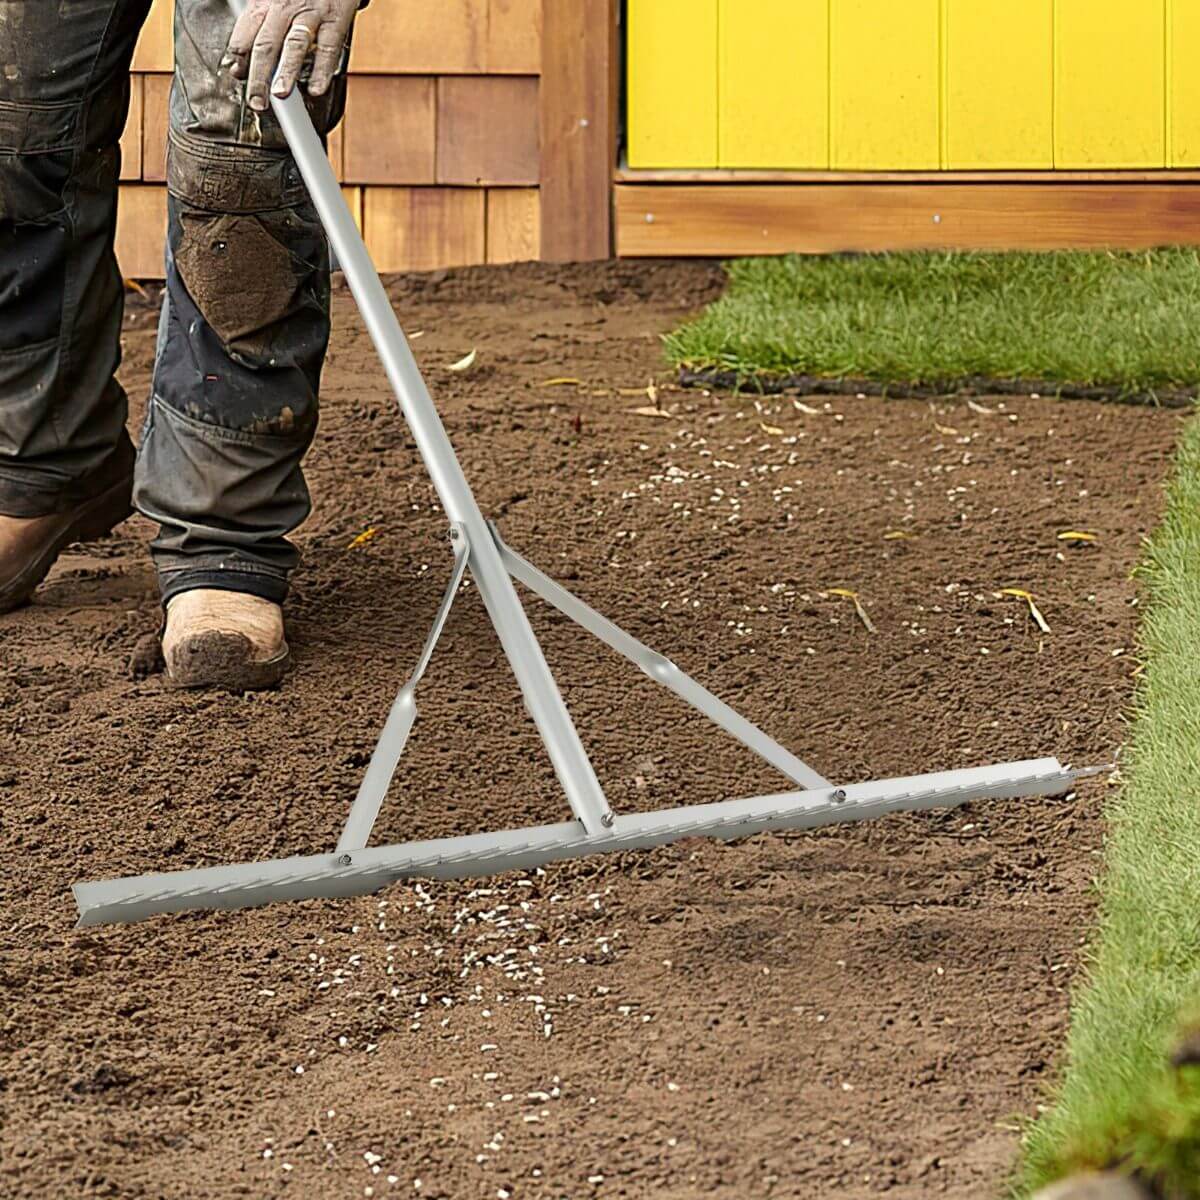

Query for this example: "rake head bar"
[73,759,1095,927]
[71,38,1099,926]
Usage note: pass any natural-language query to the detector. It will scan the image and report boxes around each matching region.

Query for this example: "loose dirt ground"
[0,261,1184,1199]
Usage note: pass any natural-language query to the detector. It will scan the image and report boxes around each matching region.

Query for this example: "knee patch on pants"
[167,131,328,363]
[0,100,78,350]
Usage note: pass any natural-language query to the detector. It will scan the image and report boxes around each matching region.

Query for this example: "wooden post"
[539,0,618,261]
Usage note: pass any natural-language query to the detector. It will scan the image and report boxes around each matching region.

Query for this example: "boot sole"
[165,630,291,692]
[0,475,135,614]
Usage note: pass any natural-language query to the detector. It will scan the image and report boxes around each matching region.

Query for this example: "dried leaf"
[348,526,380,550]
[1058,530,1098,543]
[793,400,822,415]
[934,421,959,436]
[628,405,672,419]
[883,530,916,541]
[759,422,784,436]
[1000,587,1050,634]
[540,377,584,388]
[647,381,659,406]
[446,349,477,373]
[409,330,425,340]
[828,587,877,634]
[966,400,996,415]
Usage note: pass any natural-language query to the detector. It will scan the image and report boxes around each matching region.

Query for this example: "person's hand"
[226,0,359,112]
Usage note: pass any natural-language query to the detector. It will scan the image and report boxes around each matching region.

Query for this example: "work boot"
[162,589,291,691]
[0,473,134,613]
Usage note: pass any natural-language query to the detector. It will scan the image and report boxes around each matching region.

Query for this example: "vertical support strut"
[256,46,615,838]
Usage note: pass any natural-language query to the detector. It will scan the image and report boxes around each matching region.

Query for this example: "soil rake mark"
[72,18,1100,926]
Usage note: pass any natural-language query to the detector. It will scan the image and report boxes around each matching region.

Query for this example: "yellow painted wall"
[627,0,718,167]
[944,0,1053,169]
[627,0,1189,172]
[1170,0,1200,166]
[831,0,940,170]
[1055,0,1164,168]
[719,0,828,169]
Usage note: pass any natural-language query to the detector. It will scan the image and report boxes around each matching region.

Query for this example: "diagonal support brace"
[493,525,829,790]
[336,523,471,854]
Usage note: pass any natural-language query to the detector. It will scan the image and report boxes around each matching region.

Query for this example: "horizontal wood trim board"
[615,183,1200,255]
[616,167,1200,184]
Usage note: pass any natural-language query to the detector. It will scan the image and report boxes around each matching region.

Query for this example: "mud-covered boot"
[0,474,134,614]
[162,589,291,691]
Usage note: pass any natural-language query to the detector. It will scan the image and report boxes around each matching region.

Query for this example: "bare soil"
[0,260,1184,1199]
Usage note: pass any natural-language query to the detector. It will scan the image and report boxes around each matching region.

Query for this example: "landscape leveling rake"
[72,49,1099,927]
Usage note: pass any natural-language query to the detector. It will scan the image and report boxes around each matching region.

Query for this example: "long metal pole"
[229,11,614,837]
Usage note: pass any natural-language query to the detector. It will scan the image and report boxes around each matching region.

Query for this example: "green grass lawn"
[665,250,1200,398]
[1018,417,1200,1196]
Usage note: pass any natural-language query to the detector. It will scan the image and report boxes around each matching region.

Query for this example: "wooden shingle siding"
[119,75,143,182]
[364,187,487,272]
[343,76,438,185]
[349,1,489,74]
[486,187,541,262]
[116,0,579,278]
[437,76,540,185]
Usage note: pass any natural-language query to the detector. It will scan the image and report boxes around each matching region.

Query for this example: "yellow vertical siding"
[943,0,1053,169]
[1055,0,1166,168]
[1170,0,1200,166]
[627,0,718,168]
[830,0,941,171]
[718,0,828,169]
[626,1,1198,172]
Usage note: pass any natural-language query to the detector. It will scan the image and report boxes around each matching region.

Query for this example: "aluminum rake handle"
[219,2,615,838]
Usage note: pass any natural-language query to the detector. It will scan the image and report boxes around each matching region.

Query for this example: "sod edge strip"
[678,368,1200,410]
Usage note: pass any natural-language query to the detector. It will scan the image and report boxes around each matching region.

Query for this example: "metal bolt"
[449,528,460,541]
[600,811,615,829]
[832,788,848,804]
[337,853,353,867]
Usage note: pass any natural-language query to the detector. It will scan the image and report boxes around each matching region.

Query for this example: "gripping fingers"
[272,19,317,98]
[226,0,271,80]
[246,6,294,111]
[307,19,349,96]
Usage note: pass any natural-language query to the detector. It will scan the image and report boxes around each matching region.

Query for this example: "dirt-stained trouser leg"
[134,0,353,605]
[0,1,149,517]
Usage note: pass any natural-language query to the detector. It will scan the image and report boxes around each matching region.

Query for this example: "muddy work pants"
[0,0,350,603]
